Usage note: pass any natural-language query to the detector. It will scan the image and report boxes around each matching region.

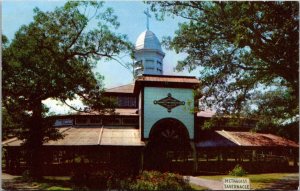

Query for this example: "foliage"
[228,165,247,177]
[129,171,191,191]
[149,2,299,141]
[22,170,35,182]
[70,168,134,190]
[72,169,128,190]
[3,1,132,177]
[2,107,22,140]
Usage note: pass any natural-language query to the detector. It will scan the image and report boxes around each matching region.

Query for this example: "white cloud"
[42,98,85,115]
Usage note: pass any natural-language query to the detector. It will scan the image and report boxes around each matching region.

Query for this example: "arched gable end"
[149,118,190,148]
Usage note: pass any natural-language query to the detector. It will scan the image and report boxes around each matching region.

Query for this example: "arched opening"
[144,118,192,173]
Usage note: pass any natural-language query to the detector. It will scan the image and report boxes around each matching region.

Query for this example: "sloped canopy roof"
[3,126,145,147]
[196,130,299,148]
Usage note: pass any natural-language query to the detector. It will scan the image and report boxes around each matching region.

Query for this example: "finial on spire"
[144,8,151,30]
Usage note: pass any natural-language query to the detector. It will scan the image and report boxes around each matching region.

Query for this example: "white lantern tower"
[134,9,165,77]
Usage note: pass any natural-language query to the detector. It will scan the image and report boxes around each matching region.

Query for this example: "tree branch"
[61,99,87,113]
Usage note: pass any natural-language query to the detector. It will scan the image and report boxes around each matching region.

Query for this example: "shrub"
[228,164,247,177]
[130,171,191,191]
[70,168,134,190]
[21,170,35,182]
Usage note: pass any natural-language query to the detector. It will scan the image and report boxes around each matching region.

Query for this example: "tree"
[3,1,132,177]
[149,1,299,140]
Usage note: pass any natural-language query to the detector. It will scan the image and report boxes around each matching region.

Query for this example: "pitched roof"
[105,84,134,94]
[196,130,299,148]
[134,75,200,93]
[75,108,138,116]
[3,126,145,147]
[220,131,299,147]
[136,74,200,84]
[197,110,215,118]
[135,30,163,52]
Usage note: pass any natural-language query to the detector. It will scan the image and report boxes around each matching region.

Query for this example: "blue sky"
[2,1,200,113]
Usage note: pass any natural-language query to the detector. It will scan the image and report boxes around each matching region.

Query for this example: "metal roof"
[196,130,299,148]
[105,84,135,94]
[2,137,23,147]
[101,126,143,146]
[135,30,163,52]
[197,110,215,118]
[75,108,138,116]
[136,75,200,84]
[3,126,144,147]
[220,131,299,147]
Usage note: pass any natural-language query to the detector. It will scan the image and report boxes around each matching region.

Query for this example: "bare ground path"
[184,176,223,190]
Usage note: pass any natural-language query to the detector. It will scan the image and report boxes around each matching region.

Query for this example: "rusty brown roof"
[195,131,237,147]
[196,130,299,148]
[220,131,299,147]
[3,126,144,147]
[136,75,200,84]
[105,84,134,94]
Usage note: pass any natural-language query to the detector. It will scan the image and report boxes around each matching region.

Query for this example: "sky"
[2,1,200,114]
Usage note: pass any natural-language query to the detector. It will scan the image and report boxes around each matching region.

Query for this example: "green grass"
[198,173,299,190]
[46,186,72,190]
[190,183,209,190]
[26,176,73,190]
[43,176,71,181]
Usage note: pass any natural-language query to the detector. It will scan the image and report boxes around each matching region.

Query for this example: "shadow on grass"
[3,176,74,191]
[264,175,299,190]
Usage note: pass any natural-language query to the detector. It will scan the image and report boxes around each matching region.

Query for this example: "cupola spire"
[134,9,165,78]
[144,8,151,30]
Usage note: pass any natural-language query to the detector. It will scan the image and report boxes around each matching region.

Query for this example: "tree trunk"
[25,100,44,179]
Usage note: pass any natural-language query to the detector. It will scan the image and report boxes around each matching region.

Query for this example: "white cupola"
[133,9,165,78]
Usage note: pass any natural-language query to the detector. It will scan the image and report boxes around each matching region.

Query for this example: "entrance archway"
[144,118,192,172]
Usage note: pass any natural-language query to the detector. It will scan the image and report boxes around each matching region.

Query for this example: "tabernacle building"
[3,20,299,176]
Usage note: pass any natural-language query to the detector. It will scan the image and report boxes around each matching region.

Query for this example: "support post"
[140,141,148,173]
[252,150,256,162]
[190,141,198,174]
[140,149,144,173]
[293,149,298,167]
[5,148,10,172]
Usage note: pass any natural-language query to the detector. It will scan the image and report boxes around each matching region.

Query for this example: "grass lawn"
[190,183,209,190]
[3,173,298,190]
[198,173,299,190]
[3,176,74,191]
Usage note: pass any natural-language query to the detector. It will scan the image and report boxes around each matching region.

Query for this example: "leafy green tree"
[2,107,21,141]
[3,1,132,177]
[149,1,299,140]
